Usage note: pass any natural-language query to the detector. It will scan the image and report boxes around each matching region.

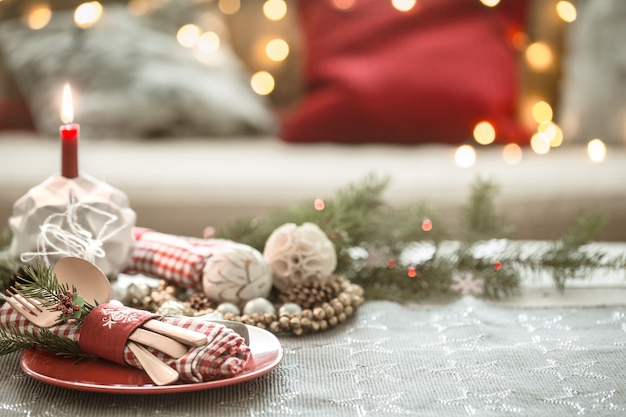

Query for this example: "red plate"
[20,325,283,394]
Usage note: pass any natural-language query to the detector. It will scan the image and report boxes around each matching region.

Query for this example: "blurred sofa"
[0,0,625,242]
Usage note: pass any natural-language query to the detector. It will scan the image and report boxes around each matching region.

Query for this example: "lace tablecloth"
[0,298,624,416]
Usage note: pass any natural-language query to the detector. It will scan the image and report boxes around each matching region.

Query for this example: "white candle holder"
[8,174,136,277]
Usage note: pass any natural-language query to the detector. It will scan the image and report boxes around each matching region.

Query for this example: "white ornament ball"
[263,222,337,291]
[243,297,276,315]
[8,175,136,277]
[202,243,272,304]
[279,303,302,316]
[216,302,240,316]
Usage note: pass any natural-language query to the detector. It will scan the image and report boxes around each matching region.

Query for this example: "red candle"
[60,123,79,178]
[60,84,79,178]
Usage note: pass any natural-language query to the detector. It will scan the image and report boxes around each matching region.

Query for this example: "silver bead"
[243,297,275,315]
[279,303,302,316]
[216,302,240,316]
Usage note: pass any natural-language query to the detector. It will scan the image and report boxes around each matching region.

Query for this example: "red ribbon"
[78,303,160,365]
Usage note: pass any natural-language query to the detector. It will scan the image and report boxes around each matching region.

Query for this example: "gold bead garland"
[143,275,364,336]
[220,276,364,336]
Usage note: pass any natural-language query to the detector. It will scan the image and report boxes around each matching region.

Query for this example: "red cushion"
[281,0,529,145]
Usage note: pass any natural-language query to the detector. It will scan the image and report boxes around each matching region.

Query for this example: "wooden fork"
[4,286,188,358]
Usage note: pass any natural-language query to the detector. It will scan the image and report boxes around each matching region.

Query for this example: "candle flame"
[61,83,74,124]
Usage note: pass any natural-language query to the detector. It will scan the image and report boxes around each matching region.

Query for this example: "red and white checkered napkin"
[126,227,237,291]
[0,303,251,383]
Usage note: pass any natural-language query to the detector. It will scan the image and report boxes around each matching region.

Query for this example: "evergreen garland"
[0,175,624,302]
[214,175,625,300]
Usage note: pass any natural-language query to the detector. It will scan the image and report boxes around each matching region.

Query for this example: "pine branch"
[463,177,514,241]
[0,323,88,359]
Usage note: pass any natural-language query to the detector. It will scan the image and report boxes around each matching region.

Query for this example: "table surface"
[0,295,625,417]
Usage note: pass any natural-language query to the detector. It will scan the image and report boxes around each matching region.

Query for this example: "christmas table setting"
[0,84,625,416]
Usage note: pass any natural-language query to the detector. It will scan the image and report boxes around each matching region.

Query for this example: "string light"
[219,0,241,15]
[537,121,563,147]
[25,4,51,30]
[391,0,416,12]
[74,1,103,29]
[198,31,220,54]
[556,1,577,23]
[479,0,500,7]
[127,0,152,15]
[502,144,522,165]
[331,0,356,11]
[530,133,550,155]
[587,139,606,162]
[455,145,476,168]
[265,38,289,62]
[525,42,553,72]
[531,101,553,123]
[177,24,201,48]
[250,71,275,95]
[263,0,287,21]
[407,266,417,278]
[473,121,496,145]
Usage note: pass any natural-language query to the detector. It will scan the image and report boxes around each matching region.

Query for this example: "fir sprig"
[0,323,88,359]
[14,262,94,321]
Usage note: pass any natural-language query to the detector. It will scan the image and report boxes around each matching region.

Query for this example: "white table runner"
[0,298,624,416]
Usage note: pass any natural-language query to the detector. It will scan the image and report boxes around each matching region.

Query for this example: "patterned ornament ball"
[263,222,337,292]
[202,243,272,304]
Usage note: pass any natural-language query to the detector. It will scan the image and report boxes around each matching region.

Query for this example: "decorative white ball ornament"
[202,243,272,304]
[263,222,337,291]
[8,175,136,277]
[216,302,240,316]
[279,303,302,316]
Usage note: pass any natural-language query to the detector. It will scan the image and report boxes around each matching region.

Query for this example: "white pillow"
[0,5,278,139]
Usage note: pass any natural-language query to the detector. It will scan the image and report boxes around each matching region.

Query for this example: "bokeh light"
[502,143,523,165]
[531,100,553,123]
[556,1,577,23]
[530,133,550,155]
[250,71,275,95]
[74,1,103,29]
[263,0,287,21]
[391,0,416,12]
[473,121,496,145]
[525,42,553,72]
[331,0,356,10]
[480,0,500,7]
[25,4,51,30]
[127,0,152,15]
[455,145,476,168]
[177,24,201,48]
[218,0,241,15]
[266,38,289,62]
[198,31,220,54]
[587,139,606,162]
[537,121,563,147]
[407,266,417,278]
[314,198,325,211]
